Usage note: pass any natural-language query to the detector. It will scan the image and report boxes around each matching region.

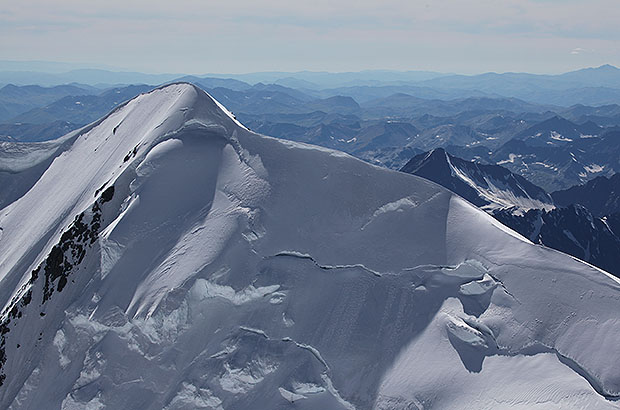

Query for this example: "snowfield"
[0,83,619,409]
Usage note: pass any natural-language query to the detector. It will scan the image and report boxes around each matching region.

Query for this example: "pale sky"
[2,0,619,74]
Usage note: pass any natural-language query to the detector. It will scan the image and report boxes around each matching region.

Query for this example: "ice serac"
[0,83,619,409]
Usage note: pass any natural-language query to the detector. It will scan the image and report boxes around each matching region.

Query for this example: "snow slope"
[0,83,619,409]
[0,130,82,210]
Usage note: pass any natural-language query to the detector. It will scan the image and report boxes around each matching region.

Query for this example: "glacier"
[0,83,618,409]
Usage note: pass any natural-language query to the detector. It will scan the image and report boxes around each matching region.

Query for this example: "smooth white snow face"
[0,83,619,410]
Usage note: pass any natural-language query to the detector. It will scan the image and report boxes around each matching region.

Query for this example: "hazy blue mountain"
[201,69,450,88]
[416,65,620,106]
[7,65,620,106]
[559,104,620,126]
[206,84,361,117]
[241,112,422,163]
[303,95,360,114]
[172,76,252,91]
[527,87,620,107]
[420,71,562,93]
[437,117,619,191]
[372,113,529,155]
[350,120,419,152]
[0,84,97,121]
[312,85,495,103]
[362,94,549,120]
[491,125,620,191]
[558,64,620,88]
[0,121,80,142]
[410,112,532,143]
[9,85,153,125]
[249,83,316,101]
[515,116,602,146]
[239,110,358,129]
[273,76,321,90]
[460,113,532,141]
[207,86,309,115]
[0,68,446,89]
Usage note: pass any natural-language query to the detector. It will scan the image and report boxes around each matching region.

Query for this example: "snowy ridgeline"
[0,83,619,409]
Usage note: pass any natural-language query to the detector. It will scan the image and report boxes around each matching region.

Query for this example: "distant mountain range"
[4,64,620,106]
[0,84,98,122]
[415,65,620,105]
[8,85,154,125]
[0,85,154,141]
[514,116,602,146]
[489,125,620,192]
[3,68,620,195]
[0,121,79,143]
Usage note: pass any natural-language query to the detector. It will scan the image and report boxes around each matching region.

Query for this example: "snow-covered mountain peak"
[0,83,243,293]
[1,84,620,409]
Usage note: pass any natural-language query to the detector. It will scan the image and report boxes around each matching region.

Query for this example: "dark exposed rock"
[0,185,114,385]
[493,204,620,277]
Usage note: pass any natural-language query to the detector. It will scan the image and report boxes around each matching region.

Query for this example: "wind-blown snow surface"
[0,83,619,409]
